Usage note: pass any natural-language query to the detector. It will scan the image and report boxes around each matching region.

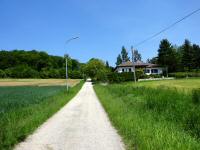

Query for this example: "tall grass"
[94,84,200,149]
[0,81,84,150]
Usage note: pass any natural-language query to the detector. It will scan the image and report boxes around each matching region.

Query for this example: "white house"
[116,61,164,75]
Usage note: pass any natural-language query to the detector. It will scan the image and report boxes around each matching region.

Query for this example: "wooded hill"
[0,50,84,78]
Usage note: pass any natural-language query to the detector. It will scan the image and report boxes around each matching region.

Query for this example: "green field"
[94,78,200,150]
[0,81,84,150]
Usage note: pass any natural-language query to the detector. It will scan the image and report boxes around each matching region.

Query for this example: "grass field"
[0,80,84,150]
[94,78,200,150]
[0,79,80,87]
[126,78,200,91]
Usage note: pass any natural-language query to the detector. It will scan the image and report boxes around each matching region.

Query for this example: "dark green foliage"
[157,39,178,72]
[0,50,83,79]
[192,44,200,69]
[116,54,122,65]
[107,72,134,83]
[169,72,200,78]
[154,39,200,73]
[0,70,6,78]
[0,81,84,150]
[181,40,195,71]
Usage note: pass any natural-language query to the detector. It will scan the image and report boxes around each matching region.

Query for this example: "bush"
[107,72,122,83]
[107,72,134,83]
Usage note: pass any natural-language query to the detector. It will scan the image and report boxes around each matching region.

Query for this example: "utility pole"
[131,46,137,83]
[65,55,69,91]
[65,37,79,92]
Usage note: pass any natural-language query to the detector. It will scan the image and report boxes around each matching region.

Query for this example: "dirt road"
[14,82,125,150]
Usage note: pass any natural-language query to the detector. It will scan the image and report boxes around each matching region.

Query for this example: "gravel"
[14,82,125,150]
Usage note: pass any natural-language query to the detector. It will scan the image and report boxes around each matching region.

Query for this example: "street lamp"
[65,36,79,91]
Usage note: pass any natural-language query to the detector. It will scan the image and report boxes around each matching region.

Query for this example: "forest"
[0,50,83,78]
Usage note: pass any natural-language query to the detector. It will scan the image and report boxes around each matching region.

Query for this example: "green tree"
[133,49,142,62]
[83,58,108,81]
[121,46,130,62]
[116,54,122,65]
[157,39,178,72]
[192,44,200,69]
[147,57,158,64]
[106,61,109,68]
[181,39,194,71]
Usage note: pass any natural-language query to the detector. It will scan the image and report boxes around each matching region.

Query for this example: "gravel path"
[14,82,125,150]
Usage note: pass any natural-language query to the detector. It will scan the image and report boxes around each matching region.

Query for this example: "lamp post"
[65,37,79,91]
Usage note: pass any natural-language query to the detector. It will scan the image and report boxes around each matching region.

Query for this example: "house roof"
[117,60,161,68]
[117,61,134,67]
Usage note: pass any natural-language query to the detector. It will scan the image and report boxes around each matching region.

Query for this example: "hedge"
[169,72,200,78]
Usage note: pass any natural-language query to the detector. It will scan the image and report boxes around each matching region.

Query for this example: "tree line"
[149,39,200,72]
[0,50,84,78]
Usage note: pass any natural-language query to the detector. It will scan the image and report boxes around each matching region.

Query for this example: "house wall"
[117,67,135,73]
[145,68,163,75]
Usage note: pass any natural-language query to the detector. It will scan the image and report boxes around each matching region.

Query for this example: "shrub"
[107,72,122,83]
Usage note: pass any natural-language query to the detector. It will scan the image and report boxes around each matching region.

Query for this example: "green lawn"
[0,81,84,150]
[94,78,200,150]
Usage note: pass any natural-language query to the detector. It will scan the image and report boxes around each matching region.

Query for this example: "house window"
[145,69,150,73]
[129,68,131,72]
[122,68,124,72]
[151,69,158,74]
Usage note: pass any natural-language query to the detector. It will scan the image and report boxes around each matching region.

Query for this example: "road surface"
[14,82,125,150]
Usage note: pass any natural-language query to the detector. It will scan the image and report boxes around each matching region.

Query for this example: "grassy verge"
[94,81,200,149]
[0,80,84,150]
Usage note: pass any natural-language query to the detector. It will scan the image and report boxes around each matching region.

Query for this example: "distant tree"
[181,39,195,71]
[121,46,130,62]
[133,49,142,62]
[116,54,122,65]
[157,39,178,72]
[0,50,83,79]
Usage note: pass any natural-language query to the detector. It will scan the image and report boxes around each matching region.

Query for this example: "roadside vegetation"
[0,80,84,150]
[94,78,200,149]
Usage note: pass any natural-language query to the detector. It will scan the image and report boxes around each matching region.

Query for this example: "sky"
[0,0,200,66]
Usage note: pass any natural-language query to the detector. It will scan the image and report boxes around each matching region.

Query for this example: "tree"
[157,39,178,72]
[147,57,158,64]
[116,54,122,65]
[83,58,108,81]
[181,39,194,71]
[106,61,109,68]
[192,44,200,69]
[133,49,142,62]
[121,46,130,62]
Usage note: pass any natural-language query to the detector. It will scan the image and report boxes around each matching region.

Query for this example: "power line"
[133,8,200,48]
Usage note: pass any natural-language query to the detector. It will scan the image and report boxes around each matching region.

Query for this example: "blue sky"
[0,0,200,66]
